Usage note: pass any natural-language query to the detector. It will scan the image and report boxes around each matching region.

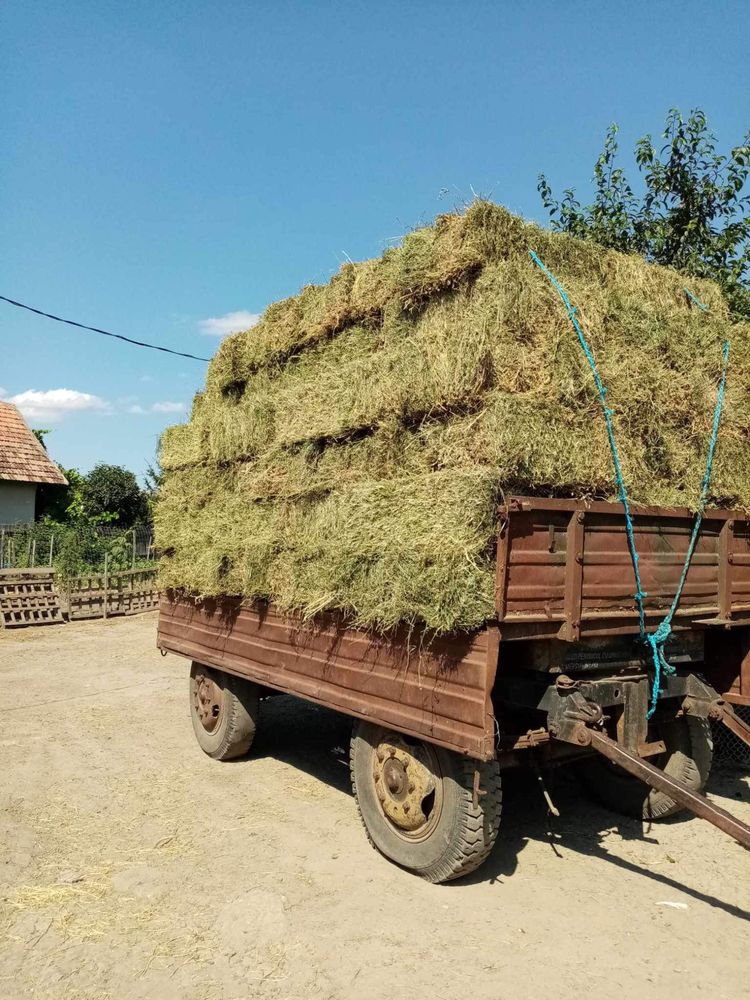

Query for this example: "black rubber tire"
[189,663,259,761]
[350,722,502,883]
[579,716,713,820]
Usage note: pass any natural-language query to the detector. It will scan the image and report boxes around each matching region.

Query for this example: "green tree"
[32,428,51,450]
[36,466,85,522]
[144,437,164,501]
[82,464,148,527]
[538,109,750,318]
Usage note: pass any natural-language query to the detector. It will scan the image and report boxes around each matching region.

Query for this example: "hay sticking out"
[157,466,499,631]
[156,200,750,632]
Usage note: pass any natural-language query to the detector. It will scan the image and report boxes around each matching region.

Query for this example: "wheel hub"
[372,737,439,834]
[193,672,223,732]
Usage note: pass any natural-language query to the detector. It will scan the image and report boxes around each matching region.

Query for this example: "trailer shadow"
[252,695,749,918]
[454,767,750,920]
[251,694,354,796]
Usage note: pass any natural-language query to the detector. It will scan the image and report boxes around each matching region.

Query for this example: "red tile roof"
[0,402,68,485]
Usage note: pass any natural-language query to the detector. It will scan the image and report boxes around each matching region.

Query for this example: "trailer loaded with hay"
[156,202,750,882]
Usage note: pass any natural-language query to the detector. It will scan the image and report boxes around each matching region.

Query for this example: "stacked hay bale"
[156,202,750,633]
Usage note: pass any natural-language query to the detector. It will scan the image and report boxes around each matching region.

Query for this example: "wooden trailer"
[158,496,750,883]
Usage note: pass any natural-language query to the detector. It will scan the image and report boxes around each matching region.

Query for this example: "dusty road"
[1,614,749,1000]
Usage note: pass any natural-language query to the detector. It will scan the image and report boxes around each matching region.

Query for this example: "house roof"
[0,402,68,486]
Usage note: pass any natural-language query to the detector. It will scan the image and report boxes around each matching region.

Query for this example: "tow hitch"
[709,698,750,747]
[584,728,750,850]
[546,674,750,851]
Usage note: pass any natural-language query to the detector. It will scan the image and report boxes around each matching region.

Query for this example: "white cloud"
[151,401,186,414]
[139,374,155,383]
[126,400,186,416]
[3,388,110,422]
[199,310,260,337]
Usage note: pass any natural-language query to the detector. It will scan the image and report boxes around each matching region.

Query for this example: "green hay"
[156,200,750,632]
[156,465,498,630]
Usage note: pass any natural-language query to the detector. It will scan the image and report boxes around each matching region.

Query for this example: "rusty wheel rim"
[370,734,443,842]
[192,671,224,733]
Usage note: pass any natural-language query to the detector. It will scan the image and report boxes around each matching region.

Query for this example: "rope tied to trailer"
[528,250,730,719]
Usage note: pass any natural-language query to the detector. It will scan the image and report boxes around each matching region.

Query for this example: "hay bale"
[156,201,750,632]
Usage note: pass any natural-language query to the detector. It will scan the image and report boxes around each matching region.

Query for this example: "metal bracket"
[546,676,603,746]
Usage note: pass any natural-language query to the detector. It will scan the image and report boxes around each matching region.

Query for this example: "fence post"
[103,551,109,620]
[49,535,54,567]
[132,529,137,570]
[31,539,36,568]
[0,528,4,569]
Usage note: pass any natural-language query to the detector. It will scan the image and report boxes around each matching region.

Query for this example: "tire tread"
[350,728,502,883]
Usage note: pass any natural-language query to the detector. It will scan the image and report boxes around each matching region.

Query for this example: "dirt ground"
[1,614,749,1000]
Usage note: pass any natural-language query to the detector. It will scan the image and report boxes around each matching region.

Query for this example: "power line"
[0,294,211,362]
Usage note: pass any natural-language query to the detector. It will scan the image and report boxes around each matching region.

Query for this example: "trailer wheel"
[350,722,502,883]
[189,663,259,760]
[579,716,713,820]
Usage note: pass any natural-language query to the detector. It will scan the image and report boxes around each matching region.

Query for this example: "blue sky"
[2,1,748,481]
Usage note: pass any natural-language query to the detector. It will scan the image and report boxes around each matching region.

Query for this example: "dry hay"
[156,201,750,632]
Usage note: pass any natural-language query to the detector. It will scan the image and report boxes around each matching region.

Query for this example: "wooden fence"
[61,569,160,621]
[0,569,64,628]
[0,568,159,628]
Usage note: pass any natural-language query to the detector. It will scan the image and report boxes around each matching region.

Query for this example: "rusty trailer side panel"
[158,496,750,763]
[496,497,750,640]
[158,596,499,761]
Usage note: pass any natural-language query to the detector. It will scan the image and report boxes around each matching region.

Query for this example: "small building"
[0,402,68,523]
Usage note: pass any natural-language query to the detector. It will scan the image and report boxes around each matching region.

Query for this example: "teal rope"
[528,250,648,638]
[644,339,729,714]
[529,250,730,718]
[684,287,709,311]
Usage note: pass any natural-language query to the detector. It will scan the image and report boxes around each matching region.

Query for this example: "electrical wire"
[0,294,211,362]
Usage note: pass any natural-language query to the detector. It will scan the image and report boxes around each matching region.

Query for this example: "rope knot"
[651,620,672,645]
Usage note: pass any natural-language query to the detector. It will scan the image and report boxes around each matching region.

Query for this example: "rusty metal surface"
[191,668,224,734]
[158,595,497,760]
[496,497,750,640]
[715,701,750,750]
[587,728,750,850]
